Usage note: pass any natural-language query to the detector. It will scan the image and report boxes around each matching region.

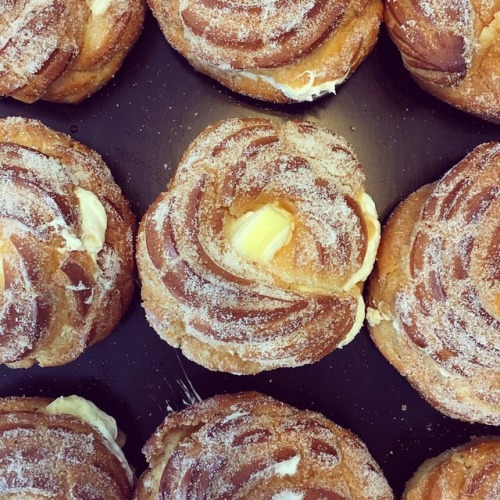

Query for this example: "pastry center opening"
[228,202,294,263]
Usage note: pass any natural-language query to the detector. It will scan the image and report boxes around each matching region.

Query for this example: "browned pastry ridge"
[0,0,146,104]
[367,142,500,425]
[0,395,134,498]
[134,392,394,499]
[148,0,383,103]
[385,0,500,123]
[137,118,380,374]
[403,437,500,499]
[0,117,135,368]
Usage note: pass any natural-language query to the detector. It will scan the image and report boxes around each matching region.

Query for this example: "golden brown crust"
[148,0,383,103]
[0,116,136,368]
[0,396,133,498]
[367,142,500,425]
[137,118,380,374]
[0,0,146,104]
[385,0,500,123]
[403,437,500,499]
[134,392,394,499]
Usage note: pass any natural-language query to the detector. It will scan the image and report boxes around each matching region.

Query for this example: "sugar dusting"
[140,119,378,372]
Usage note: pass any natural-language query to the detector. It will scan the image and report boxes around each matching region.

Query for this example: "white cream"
[44,395,134,484]
[342,192,381,292]
[238,70,348,102]
[88,0,111,16]
[366,306,391,327]
[337,294,365,348]
[57,187,107,263]
[273,455,301,476]
[273,492,305,500]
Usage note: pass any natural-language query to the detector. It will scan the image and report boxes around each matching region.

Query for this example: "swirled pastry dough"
[134,392,394,499]
[0,395,134,497]
[368,142,500,425]
[385,0,500,122]
[0,0,146,103]
[137,118,380,374]
[0,117,135,368]
[403,437,500,499]
[148,0,383,102]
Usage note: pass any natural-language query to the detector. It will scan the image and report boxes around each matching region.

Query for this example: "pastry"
[0,0,146,103]
[403,437,500,499]
[137,118,380,374]
[0,116,135,368]
[367,142,500,425]
[148,0,383,103]
[385,0,500,123]
[0,395,134,497]
[134,392,394,499]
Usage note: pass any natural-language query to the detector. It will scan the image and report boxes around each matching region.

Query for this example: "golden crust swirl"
[134,392,394,499]
[137,118,380,374]
[0,396,133,498]
[385,0,500,123]
[148,0,382,102]
[403,437,500,499]
[368,142,500,425]
[0,116,135,368]
[0,0,146,104]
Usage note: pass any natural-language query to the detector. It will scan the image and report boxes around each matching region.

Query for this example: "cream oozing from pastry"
[228,203,295,263]
[44,395,134,484]
[272,492,305,500]
[58,187,107,262]
[343,192,380,291]
[238,70,348,102]
[337,294,365,348]
[88,0,111,16]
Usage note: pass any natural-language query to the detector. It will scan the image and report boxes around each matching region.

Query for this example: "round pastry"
[137,118,380,374]
[148,0,383,103]
[367,142,500,425]
[403,437,500,499]
[0,116,135,368]
[134,392,394,499]
[385,0,500,123]
[0,0,146,104]
[0,395,134,497]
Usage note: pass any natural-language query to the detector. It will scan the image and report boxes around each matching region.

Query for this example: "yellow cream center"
[229,203,294,263]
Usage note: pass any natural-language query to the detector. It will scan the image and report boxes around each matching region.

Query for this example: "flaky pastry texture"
[0,117,135,368]
[368,142,500,425]
[137,118,380,374]
[0,0,146,103]
[0,396,133,498]
[385,0,500,123]
[148,0,383,102]
[134,392,393,499]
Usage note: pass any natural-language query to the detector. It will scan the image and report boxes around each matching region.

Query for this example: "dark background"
[0,11,498,497]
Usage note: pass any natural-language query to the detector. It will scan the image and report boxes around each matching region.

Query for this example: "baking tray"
[0,11,499,497]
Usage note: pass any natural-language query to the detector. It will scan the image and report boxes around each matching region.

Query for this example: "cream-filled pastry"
[368,142,500,425]
[148,0,383,103]
[134,392,393,499]
[0,395,134,497]
[0,117,135,368]
[137,118,380,374]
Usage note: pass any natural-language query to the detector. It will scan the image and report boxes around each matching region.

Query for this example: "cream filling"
[479,11,500,46]
[88,0,111,16]
[273,455,301,476]
[343,193,380,292]
[238,70,348,102]
[337,294,365,348]
[273,493,305,500]
[43,395,134,484]
[58,187,107,263]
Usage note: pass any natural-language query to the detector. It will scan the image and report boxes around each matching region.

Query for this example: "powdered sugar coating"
[137,118,380,374]
[369,142,500,425]
[0,117,135,368]
[135,392,394,499]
